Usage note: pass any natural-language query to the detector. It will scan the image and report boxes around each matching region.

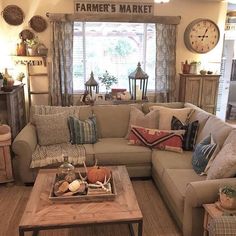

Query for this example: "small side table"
[0,139,14,183]
[203,203,225,236]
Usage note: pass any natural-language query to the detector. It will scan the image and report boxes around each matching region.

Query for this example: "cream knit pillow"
[149,106,193,130]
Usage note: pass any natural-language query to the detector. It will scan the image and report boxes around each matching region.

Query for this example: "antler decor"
[54,157,113,197]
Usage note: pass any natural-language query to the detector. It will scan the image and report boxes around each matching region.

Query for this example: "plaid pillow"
[171,116,199,151]
[128,125,185,153]
[68,116,98,144]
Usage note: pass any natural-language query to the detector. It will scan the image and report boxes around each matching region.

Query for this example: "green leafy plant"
[220,186,236,198]
[0,72,3,80]
[98,71,118,93]
[25,37,39,48]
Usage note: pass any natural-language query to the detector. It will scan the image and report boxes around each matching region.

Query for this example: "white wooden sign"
[74,1,154,15]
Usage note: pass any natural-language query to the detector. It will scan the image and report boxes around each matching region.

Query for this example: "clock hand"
[201,28,209,41]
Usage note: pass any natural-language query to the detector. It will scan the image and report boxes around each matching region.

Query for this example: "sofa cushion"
[34,113,70,145]
[93,138,152,165]
[68,116,98,144]
[152,150,193,178]
[162,169,206,221]
[128,125,184,153]
[207,142,236,179]
[192,135,218,175]
[126,106,159,138]
[171,116,199,151]
[92,105,131,138]
[184,104,210,138]
[196,116,233,148]
[142,102,184,114]
[149,106,193,130]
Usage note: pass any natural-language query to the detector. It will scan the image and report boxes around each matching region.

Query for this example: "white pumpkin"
[68,179,81,192]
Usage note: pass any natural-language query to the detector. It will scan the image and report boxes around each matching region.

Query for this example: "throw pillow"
[128,125,185,153]
[126,106,159,138]
[149,106,193,130]
[192,134,218,175]
[206,143,236,179]
[34,113,70,146]
[68,116,98,144]
[171,116,199,151]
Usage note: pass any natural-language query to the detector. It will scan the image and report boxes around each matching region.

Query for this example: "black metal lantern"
[128,62,148,100]
[85,71,99,96]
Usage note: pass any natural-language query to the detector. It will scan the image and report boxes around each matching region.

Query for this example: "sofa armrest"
[183,178,236,236]
[185,178,236,207]
[12,123,37,183]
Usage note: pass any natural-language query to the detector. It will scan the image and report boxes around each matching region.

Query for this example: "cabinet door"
[201,77,219,114]
[184,77,202,106]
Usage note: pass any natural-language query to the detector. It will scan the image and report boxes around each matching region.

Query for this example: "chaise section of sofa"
[151,103,235,236]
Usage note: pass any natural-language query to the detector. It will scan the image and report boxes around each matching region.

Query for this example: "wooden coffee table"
[19,166,143,236]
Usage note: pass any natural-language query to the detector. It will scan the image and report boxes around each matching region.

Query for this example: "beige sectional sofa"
[12,102,236,236]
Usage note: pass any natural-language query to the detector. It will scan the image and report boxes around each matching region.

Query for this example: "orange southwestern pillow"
[128,125,185,153]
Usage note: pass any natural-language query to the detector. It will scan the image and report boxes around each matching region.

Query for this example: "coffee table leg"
[138,220,143,236]
[19,229,24,236]
[129,221,143,236]
[129,223,135,236]
[32,230,39,236]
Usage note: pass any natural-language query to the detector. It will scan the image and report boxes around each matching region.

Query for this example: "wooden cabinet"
[0,139,13,183]
[179,74,220,114]
[0,84,26,139]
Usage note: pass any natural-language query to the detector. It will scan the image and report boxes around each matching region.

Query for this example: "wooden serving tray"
[49,172,117,203]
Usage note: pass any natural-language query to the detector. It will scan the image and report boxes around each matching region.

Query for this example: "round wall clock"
[184,18,220,54]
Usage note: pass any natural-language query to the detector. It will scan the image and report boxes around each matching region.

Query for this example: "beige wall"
[0,0,227,103]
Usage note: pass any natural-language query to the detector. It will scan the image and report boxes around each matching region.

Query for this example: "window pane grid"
[73,22,156,92]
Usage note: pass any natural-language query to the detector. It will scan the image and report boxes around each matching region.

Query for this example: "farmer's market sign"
[74,1,154,15]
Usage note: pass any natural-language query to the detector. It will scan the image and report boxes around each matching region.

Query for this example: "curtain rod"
[46,13,181,25]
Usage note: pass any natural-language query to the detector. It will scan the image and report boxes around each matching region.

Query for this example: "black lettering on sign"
[111,4,116,12]
[137,5,143,13]
[75,3,80,12]
[133,5,137,13]
[92,4,99,12]
[119,5,126,13]
[81,3,87,11]
[87,4,91,11]
[144,5,152,13]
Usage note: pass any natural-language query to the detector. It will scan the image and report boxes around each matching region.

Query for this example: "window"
[73,22,156,92]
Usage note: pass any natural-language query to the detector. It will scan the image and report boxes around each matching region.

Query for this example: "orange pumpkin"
[87,166,111,184]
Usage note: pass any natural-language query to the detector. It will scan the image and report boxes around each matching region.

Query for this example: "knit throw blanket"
[30,143,86,168]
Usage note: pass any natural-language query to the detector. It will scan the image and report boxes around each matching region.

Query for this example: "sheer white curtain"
[155,24,177,102]
[50,21,74,106]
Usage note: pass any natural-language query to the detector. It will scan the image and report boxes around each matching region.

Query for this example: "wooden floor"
[0,180,181,236]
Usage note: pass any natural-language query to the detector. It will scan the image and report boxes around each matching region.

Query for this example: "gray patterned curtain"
[155,24,177,102]
[50,21,73,106]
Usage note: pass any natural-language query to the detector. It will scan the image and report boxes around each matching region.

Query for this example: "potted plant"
[25,37,39,56]
[98,71,118,99]
[219,185,236,210]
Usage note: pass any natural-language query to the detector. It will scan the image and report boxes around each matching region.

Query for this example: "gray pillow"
[34,113,70,146]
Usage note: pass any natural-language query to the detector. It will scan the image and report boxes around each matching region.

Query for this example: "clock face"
[184,19,220,54]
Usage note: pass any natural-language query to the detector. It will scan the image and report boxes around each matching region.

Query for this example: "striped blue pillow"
[68,116,98,144]
[192,134,218,175]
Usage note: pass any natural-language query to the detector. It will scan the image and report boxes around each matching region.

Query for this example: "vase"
[27,47,37,56]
